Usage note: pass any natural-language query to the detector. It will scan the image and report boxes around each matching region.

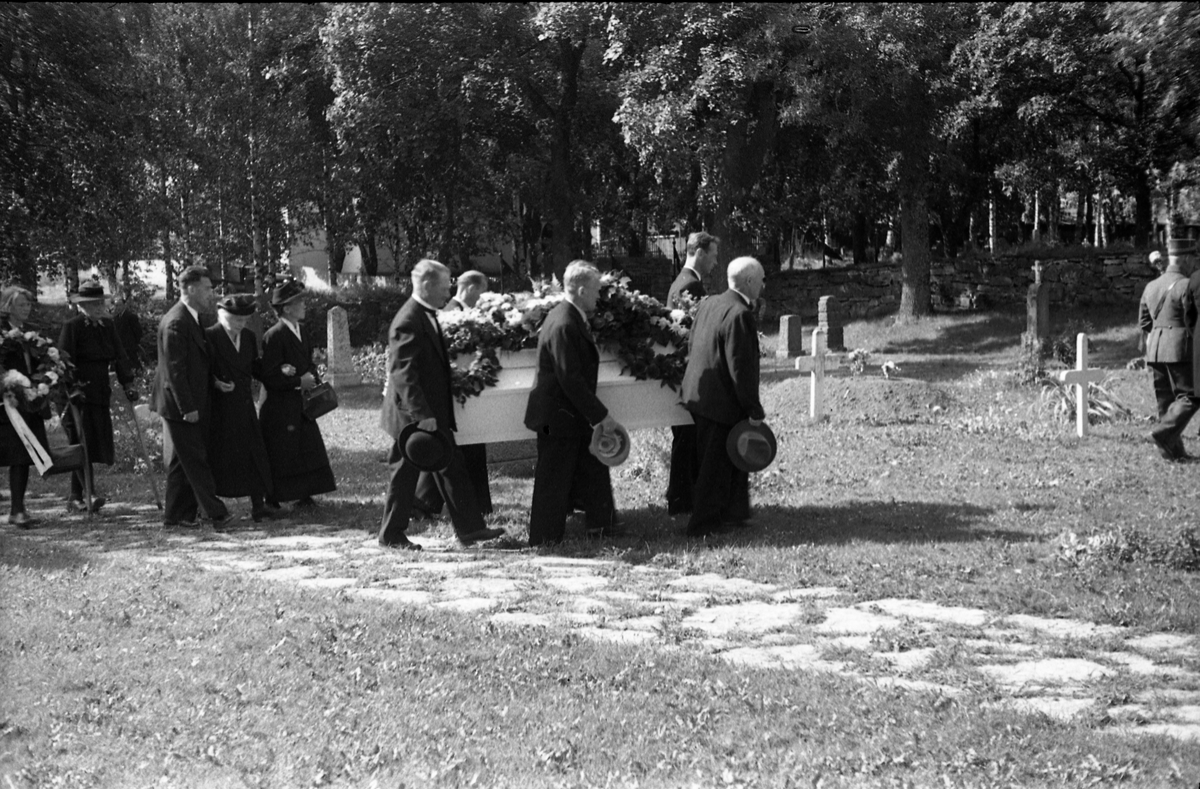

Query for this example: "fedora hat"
[216,293,257,316]
[69,278,108,304]
[398,423,453,472]
[726,419,777,473]
[270,280,306,307]
[589,421,631,467]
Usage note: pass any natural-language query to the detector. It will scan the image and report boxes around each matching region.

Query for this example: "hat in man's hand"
[589,421,631,467]
[726,419,777,473]
[398,423,453,472]
[270,280,306,307]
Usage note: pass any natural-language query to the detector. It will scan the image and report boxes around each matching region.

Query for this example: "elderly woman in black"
[58,278,138,514]
[258,281,336,507]
[0,285,49,527]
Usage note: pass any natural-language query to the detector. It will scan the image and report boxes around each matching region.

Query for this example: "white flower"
[505,310,523,327]
[23,331,35,341]
[2,370,31,390]
[47,347,60,361]
[669,309,686,323]
[37,383,49,396]
[46,371,58,383]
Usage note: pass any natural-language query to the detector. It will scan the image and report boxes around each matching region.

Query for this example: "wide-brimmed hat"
[69,279,108,304]
[398,423,453,472]
[216,294,257,316]
[270,280,306,307]
[726,419,777,473]
[589,421,631,467]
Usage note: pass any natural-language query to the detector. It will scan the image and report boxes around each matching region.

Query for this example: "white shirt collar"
[683,264,701,277]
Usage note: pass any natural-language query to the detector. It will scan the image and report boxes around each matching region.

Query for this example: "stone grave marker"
[326,306,361,387]
[795,328,846,420]
[1055,333,1104,438]
[776,314,804,359]
[814,296,845,355]
[1021,260,1050,357]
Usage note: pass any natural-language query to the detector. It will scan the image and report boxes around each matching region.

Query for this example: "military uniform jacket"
[523,301,607,438]
[681,289,765,425]
[381,297,455,441]
[151,302,211,421]
[1139,268,1195,364]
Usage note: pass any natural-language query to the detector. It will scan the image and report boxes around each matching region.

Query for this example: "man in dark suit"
[681,256,766,537]
[414,269,493,517]
[378,259,505,550]
[151,266,234,528]
[525,261,624,546]
[665,231,719,515]
[1142,244,1198,460]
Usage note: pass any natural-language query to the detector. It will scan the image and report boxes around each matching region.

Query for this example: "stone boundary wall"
[766,253,1157,321]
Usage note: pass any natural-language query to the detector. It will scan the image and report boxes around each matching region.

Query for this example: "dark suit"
[378,297,486,545]
[665,267,705,514]
[151,302,228,523]
[414,297,492,515]
[1140,265,1198,448]
[205,324,272,499]
[681,289,764,535]
[524,300,614,546]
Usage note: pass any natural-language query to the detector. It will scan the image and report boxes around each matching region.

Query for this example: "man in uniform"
[681,256,766,537]
[664,231,719,515]
[1140,243,1198,461]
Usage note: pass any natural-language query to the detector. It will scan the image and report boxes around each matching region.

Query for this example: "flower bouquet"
[0,328,76,414]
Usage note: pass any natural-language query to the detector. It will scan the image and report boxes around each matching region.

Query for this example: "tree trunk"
[1031,190,1041,244]
[1134,175,1152,247]
[852,211,868,264]
[896,155,932,323]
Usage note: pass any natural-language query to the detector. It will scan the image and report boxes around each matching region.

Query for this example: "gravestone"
[795,328,847,420]
[1021,260,1050,357]
[813,296,845,355]
[326,306,361,388]
[1055,333,1105,438]
[776,315,804,359]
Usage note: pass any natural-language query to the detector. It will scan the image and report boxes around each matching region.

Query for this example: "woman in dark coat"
[58,279,137,514]
[258,281,336,506]
[0,286,51,527]
[206,294,274,521]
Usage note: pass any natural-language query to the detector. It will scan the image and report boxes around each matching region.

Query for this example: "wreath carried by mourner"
[441,272,695,404]
[0,327,77,413]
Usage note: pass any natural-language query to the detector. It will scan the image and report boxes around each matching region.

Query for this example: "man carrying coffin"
[378,259,505,550]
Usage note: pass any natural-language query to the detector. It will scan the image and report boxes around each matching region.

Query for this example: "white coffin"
[453,349,692,445]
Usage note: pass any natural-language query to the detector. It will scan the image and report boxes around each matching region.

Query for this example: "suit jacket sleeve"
[726,309,765,421]
[164,317,199,415]
[1138,289,1153,334]
[260,329,302,392]
[390,314,435,423]
[550,316,608,426]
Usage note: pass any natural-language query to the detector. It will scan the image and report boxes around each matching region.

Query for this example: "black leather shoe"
[88,496,106,514]
[1151,430,1185,461]
[587,515,629,539]
[200,513,239,530]
[265,498,282,510]
[459,527,506,546]
[295,496,317,509]
[380,535,422,551]
[164,519,198,528]
[410,505,435,521]
[251,508,275,523]
[66,499,88,514]
[8,511,34,528]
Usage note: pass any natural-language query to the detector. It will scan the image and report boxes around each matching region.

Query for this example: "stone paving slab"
[271,549,343,562]
[859,598,990,627]
[297,577,358,590]
[545,575,609,592]
[667,574,778,597]
[978,658,1115,688]
[814,608,901,635]
[772,587,841,601]
[1002,613,1124,641]
[1126,633,1198,654]
[259,535,343,549]
[683,602,806,637]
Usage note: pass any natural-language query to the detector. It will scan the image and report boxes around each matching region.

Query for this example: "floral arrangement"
[442,272,694,404]
[847,348,870,376]
[0,328,76,412]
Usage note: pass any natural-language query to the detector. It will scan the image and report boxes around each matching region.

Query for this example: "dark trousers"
[414,443,492,514]
[9,465,28,515]
[1149,361,1200,446]
[687,414,750,535]
[528,432,614,546]
[163,418,228,523]
[666,424,697,514]
[378,434,485,545]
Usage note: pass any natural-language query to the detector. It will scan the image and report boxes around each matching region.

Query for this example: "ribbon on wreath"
[4,398,52,475]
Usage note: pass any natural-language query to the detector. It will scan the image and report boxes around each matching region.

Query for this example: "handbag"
[302,382,339,420]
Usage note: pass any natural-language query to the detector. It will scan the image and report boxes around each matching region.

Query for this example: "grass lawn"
[3,302,1200,787]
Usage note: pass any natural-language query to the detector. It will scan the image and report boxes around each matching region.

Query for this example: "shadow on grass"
[876,310,1025,356]
[0,532,92,571]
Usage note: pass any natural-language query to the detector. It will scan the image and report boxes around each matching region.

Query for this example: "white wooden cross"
[794,328,846,420]
[1056,333,1105,438]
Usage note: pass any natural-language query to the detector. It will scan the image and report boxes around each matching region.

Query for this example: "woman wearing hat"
[57,278,138,514]
[258,281,336,506]
[206,294,275,521]
[0,285,50,526]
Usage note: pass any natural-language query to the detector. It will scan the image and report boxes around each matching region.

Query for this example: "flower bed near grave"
[441,272,694,405]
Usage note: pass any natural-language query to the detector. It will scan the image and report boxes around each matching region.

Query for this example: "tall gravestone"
[1020,260,1050,358]
[326,305,361,388]
[813,296,845,355]
[776,314,804,359]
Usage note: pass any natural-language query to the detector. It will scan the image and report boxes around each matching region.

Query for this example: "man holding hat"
[681,256,767,537]
[378,259,504,550]
[524,260,625,546]
[1141,240,1200,460]
[206,294,274,521]
[259,280,337,507]
[151,265,234,528]
[58,276,139,514]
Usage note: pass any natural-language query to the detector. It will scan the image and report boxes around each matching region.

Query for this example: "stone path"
[14,507,1200,744]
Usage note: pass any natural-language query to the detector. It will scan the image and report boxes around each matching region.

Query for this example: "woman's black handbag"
[302,382,338,421]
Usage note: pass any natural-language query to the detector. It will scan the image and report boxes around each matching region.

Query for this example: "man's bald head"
[727,256,765,302]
